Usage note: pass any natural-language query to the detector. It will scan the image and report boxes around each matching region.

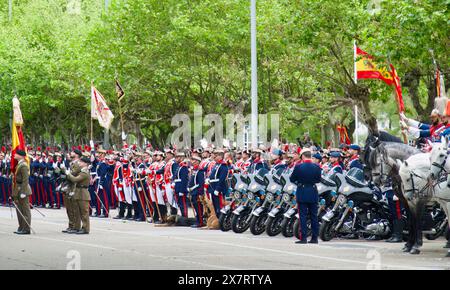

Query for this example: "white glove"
[69,192,75,197]
[405,127,420,139]
[179,192,184,196]
[399,120,408,129]
[403,116,420,128]
[214,190,219,196]
[399,112,407,122]
[205,178,210,185]
[60,164,66,169]
[20,194,26,199]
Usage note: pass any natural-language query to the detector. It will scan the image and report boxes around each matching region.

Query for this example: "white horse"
[397,138,450,256]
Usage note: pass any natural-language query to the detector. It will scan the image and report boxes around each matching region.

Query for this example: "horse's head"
[430,136,449,179]
[368,143,392,186]
[398,154,431,197]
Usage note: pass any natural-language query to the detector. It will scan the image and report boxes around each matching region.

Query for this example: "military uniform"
[174,159,189,217]
[63,159,81,232]
[12,159,32,234]
[0,155,7,205]
[66,167,91,234]
[208,158,229,216]
[290,157,322,243]
[188,161,205,227]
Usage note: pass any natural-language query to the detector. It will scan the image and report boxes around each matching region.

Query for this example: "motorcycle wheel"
[294,217,312,240]
[319,218,339,242]
[281,217,295,238]
[250,213,268,235]
[231,210,251,233]
[219,212,232,232]
[425,220,448,240]
[266,214,284,237]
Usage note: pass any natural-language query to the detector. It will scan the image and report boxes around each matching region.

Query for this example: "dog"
[199,196,220,230]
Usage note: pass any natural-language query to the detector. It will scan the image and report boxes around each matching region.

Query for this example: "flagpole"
[353,40,359,145]
[90,82,94,144]
[250,0,258,149]
[115,80,126,144]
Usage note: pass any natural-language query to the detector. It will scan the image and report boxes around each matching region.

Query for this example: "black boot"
[444,241,450,249]
[170,205,177,216]
[386,220,403,243]
[113,202,125,219]
[125,204,134,220]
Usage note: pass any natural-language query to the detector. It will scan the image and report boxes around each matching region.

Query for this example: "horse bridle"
[371,150,393,183]
[431,152,448,175]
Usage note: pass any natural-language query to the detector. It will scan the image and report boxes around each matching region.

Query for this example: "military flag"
[355,46,394,86]
[336,124,351,145]
[434,68,448,115]
[389,64,405,112]
[11,96,29,173]
[91,85,114,130]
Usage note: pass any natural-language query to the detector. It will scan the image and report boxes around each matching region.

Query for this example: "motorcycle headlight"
[343,186,350,193]
[287,185,294,192]
[247,192,254,200]
[347,200,354,208]
[282,193,291,202]
[234,192,241,199]
[250,184,258,191]
[266,192,274,202]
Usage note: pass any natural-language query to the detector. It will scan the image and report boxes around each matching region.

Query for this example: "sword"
[30,204,46,217]
[10,198,36,234]
[94,181,110,217]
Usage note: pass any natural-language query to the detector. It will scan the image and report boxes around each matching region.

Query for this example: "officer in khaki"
[65,156,91,234]
[12,150,32,235]
[62,149,82,234]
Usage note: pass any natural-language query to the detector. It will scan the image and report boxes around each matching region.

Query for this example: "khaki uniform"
[64,160,81,230]
[67,167,91,233]
[12,160,32,232]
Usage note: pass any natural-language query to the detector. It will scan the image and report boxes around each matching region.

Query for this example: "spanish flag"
[355,47,394,86]
[390,64,405,113]
[11,97,29,173]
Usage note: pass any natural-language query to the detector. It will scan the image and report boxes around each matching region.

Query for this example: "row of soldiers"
[2,143,363,232]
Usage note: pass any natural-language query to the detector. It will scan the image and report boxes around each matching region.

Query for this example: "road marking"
[0,208,447,270]
[0,225,238,270]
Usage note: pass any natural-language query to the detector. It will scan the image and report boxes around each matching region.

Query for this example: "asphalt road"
[0,206,448,270]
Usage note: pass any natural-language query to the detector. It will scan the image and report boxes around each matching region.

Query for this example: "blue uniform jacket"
[290,161,322,203]
[209,161,228,194]
[188,167,205,196]
[174,163,189,194]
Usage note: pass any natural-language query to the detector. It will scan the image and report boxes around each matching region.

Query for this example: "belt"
[209,179,219,183]
[174,179,181,182]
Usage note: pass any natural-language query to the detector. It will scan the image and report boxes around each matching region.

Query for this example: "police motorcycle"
[266,169,297,236]
[219,171,250,232]
[291,171,345,240]
[418,200,448,240]
[319,167,396,241]
[249,169,284,235]
[231,168,270,233]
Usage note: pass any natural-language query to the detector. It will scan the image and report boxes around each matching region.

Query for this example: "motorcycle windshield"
[273,168,285,185]
[345,167,368,188]
[254,168,269,186]
[321,171,337,187]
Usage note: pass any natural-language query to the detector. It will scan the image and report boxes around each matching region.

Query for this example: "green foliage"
[0,0,448,146]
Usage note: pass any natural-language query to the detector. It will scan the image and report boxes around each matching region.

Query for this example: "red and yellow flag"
[11,97,29,173]
[336,124,351,145]
[356,47,394,86]
[389,64,404,113]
